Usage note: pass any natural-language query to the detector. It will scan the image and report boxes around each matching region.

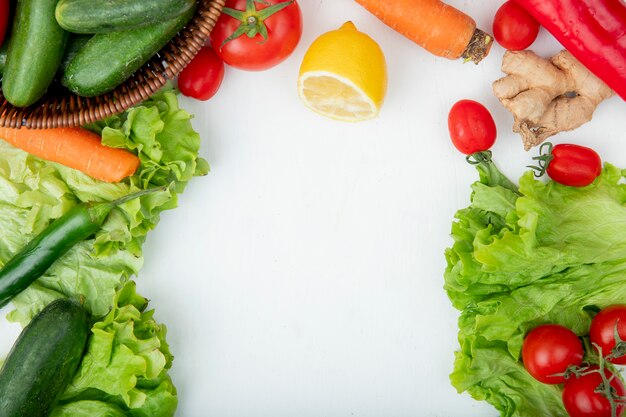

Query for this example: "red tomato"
[521,324,584,384]
[178,46,225,101]
[210,0,303,71]
[492,1,540,51]
[0,0,10,47]
[545,144,602,187]
[562,367,626,417]
[448,99,497,155]
[590,305,626,364]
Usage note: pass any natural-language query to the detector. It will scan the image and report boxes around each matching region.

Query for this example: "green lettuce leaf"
[56,281,177,417]
[445,163,626,416]
[0,89,205,416]
[3,88,206,323]
[50,400,127,417]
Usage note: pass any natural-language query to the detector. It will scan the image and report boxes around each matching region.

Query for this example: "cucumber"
[60,34,92,73]
[0,298,90,417]
[62,4,196,97]
[55,0,196,34]
[2,0,68,107]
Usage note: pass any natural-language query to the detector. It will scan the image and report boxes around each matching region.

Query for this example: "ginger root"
[493,50,613,150]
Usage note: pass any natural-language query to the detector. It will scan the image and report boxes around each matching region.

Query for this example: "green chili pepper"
[0,186,167,308]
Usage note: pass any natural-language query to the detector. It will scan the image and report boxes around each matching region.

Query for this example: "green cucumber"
[55,0,196,34]
[2,0,68,107]
[62,4,195,97]
[0,298,90,417]
[60,34,92,73]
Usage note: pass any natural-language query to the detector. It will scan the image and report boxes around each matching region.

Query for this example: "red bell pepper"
[514,0,626,100]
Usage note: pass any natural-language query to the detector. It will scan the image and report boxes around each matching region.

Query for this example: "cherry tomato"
[590,305,626,364]
[448,99,497,155]
[542,143,602,187]
[178,46,225,101]
[210,0,303,71]
[521,324,584,384]
[492,1,540,51]
[562,367,626,417]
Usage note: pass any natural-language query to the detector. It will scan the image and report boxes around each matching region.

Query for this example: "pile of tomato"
[177,0,303,100]
[447,98,603,188]
[521,306,626,417]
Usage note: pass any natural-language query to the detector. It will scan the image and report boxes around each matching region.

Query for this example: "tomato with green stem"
[448,99,497,160]
[562,366,626,417]
[590,305,626,365]
[210,0,303,71]
[521,324,584,384]
[529,143,602,187]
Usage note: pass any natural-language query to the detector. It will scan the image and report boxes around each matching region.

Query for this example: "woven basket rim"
[0,0,225,129]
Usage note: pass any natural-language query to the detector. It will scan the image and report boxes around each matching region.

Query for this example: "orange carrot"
[354,0,493,63]
[0,126,141,183]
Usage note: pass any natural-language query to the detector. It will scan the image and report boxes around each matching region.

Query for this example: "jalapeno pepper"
[514,0,626,100]
[0,186,166,308]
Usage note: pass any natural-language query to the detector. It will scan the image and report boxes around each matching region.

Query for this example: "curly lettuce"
[52,281,177,417]
[445,163,626,417]
[0,89,206,416]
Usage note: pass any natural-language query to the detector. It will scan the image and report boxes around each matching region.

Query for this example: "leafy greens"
[0,88,207,416]
[445,161,626,417]
[53,281,178,417]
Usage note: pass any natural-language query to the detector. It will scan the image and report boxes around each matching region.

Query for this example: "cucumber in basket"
[55,0,196,34]
[0,298,90,417]
[2,0,68,107]
[62,3,196,97]
[59,34,92,73]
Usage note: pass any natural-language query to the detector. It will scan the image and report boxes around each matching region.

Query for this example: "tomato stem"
[592,343,623,417]
[527,142,554,178]
[466,150,493,165]
[549,363,589,380]
[606,320,626,362]
[220,0,295,47]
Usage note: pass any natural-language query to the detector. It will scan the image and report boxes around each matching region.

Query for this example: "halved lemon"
[298,22,387,122]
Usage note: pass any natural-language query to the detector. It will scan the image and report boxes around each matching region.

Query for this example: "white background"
[1,0,625,416]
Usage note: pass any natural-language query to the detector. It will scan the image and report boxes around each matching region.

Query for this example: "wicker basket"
[0,0,225,129]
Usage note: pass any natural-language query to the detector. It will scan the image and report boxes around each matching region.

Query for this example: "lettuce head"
[445,160,626,417]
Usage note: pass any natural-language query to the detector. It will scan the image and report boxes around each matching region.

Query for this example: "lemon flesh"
[299,72,378,121]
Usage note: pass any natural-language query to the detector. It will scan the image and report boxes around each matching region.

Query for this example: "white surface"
[1,0,625,416]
